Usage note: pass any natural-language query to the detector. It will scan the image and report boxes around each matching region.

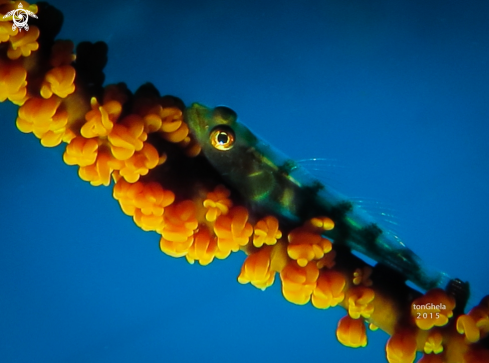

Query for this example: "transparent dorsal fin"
[297,159,402,234]
[296,158,348,190]
[350,197,402,237]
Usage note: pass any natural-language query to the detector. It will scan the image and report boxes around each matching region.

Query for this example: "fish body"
[186,103,450,292]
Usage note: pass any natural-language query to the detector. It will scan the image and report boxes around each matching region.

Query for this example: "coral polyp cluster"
[1,2,488,362]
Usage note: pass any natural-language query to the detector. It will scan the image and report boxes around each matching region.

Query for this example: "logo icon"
[3,3,38,32]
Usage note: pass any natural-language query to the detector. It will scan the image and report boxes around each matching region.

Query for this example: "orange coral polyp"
[0,21,18,43]
[186,227,217,265]
[81,98,121,138]
[346,286,375,319]
[113,179,143,216]
[40,65,76,99]
[213,206,253,259]
[309,216,334,231]
[16,96,70,146]
[411,289,455,330]
[336,315,368,348]
[78,151,121,186]
[158,107,188,143]
[203,184,232,222]
[238,246,275,290]
[269,241,288,273]
[134,210,163,232]
[63,136,99,166]
[287,226,332,267]
[142,113,163,133]
[131,185,175,231]
[312,269,346,309]
[118,143,159,183]
[114,178,176,229]
[423,330,444,354]
[353,266,373,287]
[316,249,336,269]
[136,182,174,215]
[468,301,489,338]
[385,330,417,363]
[108,114,147,161]
[456,315,481,343]
[280,261,319,305]
[7,25,39,59]
[39,112,68,147]
[17,97,60,130]
[161,201,198,243]
[160,236,194,258]
[159,201,199,258]
[0,62,27,104]
[253,215,281,247]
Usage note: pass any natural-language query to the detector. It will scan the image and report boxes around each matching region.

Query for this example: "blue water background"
[1,0,488,362]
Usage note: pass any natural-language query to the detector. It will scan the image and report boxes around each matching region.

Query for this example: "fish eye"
[210,126,235,150]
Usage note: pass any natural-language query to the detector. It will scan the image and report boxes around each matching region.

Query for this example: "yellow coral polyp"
[0,61,26,105]
[346,286,375,319]
[468,299,489,338]
[287,227,332,267]
[336,315,367,348]
[40,65,76,99]
[312,270,346,309]
[280,261,319,305]
[113,179,175,232]
[269,241,288,273]
[143,113,163,133]
[158,107,188,143]
[316,249,336,269]
[38,111,69,147]
[135,188,174,232]
[186,227,217,265]
[108,115,147,160]
[457,315,480,343]
[369,323,379,331]
[385,330,417,363]
[213,206,253,259]
[253,215,281,247]
[113,178,143,216]
[353,266,373,287]
[238,246,275,290]
[423,330,443,354]
[133,209,163,232]
[7,25,39,59]
[160,235,194,258]
[78,151,122,186]
[411,289,455,330]
[136,182,175,216]
[159,200,198,257]
[16,96,69,147]
[63,136,99,166]
[119,143,160,183]
[308,216,334,231]
[81,98,121,138]
[0,21,18,43]
[203,184,232,222]
[0,1,38,17]
[20,96,58,130]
